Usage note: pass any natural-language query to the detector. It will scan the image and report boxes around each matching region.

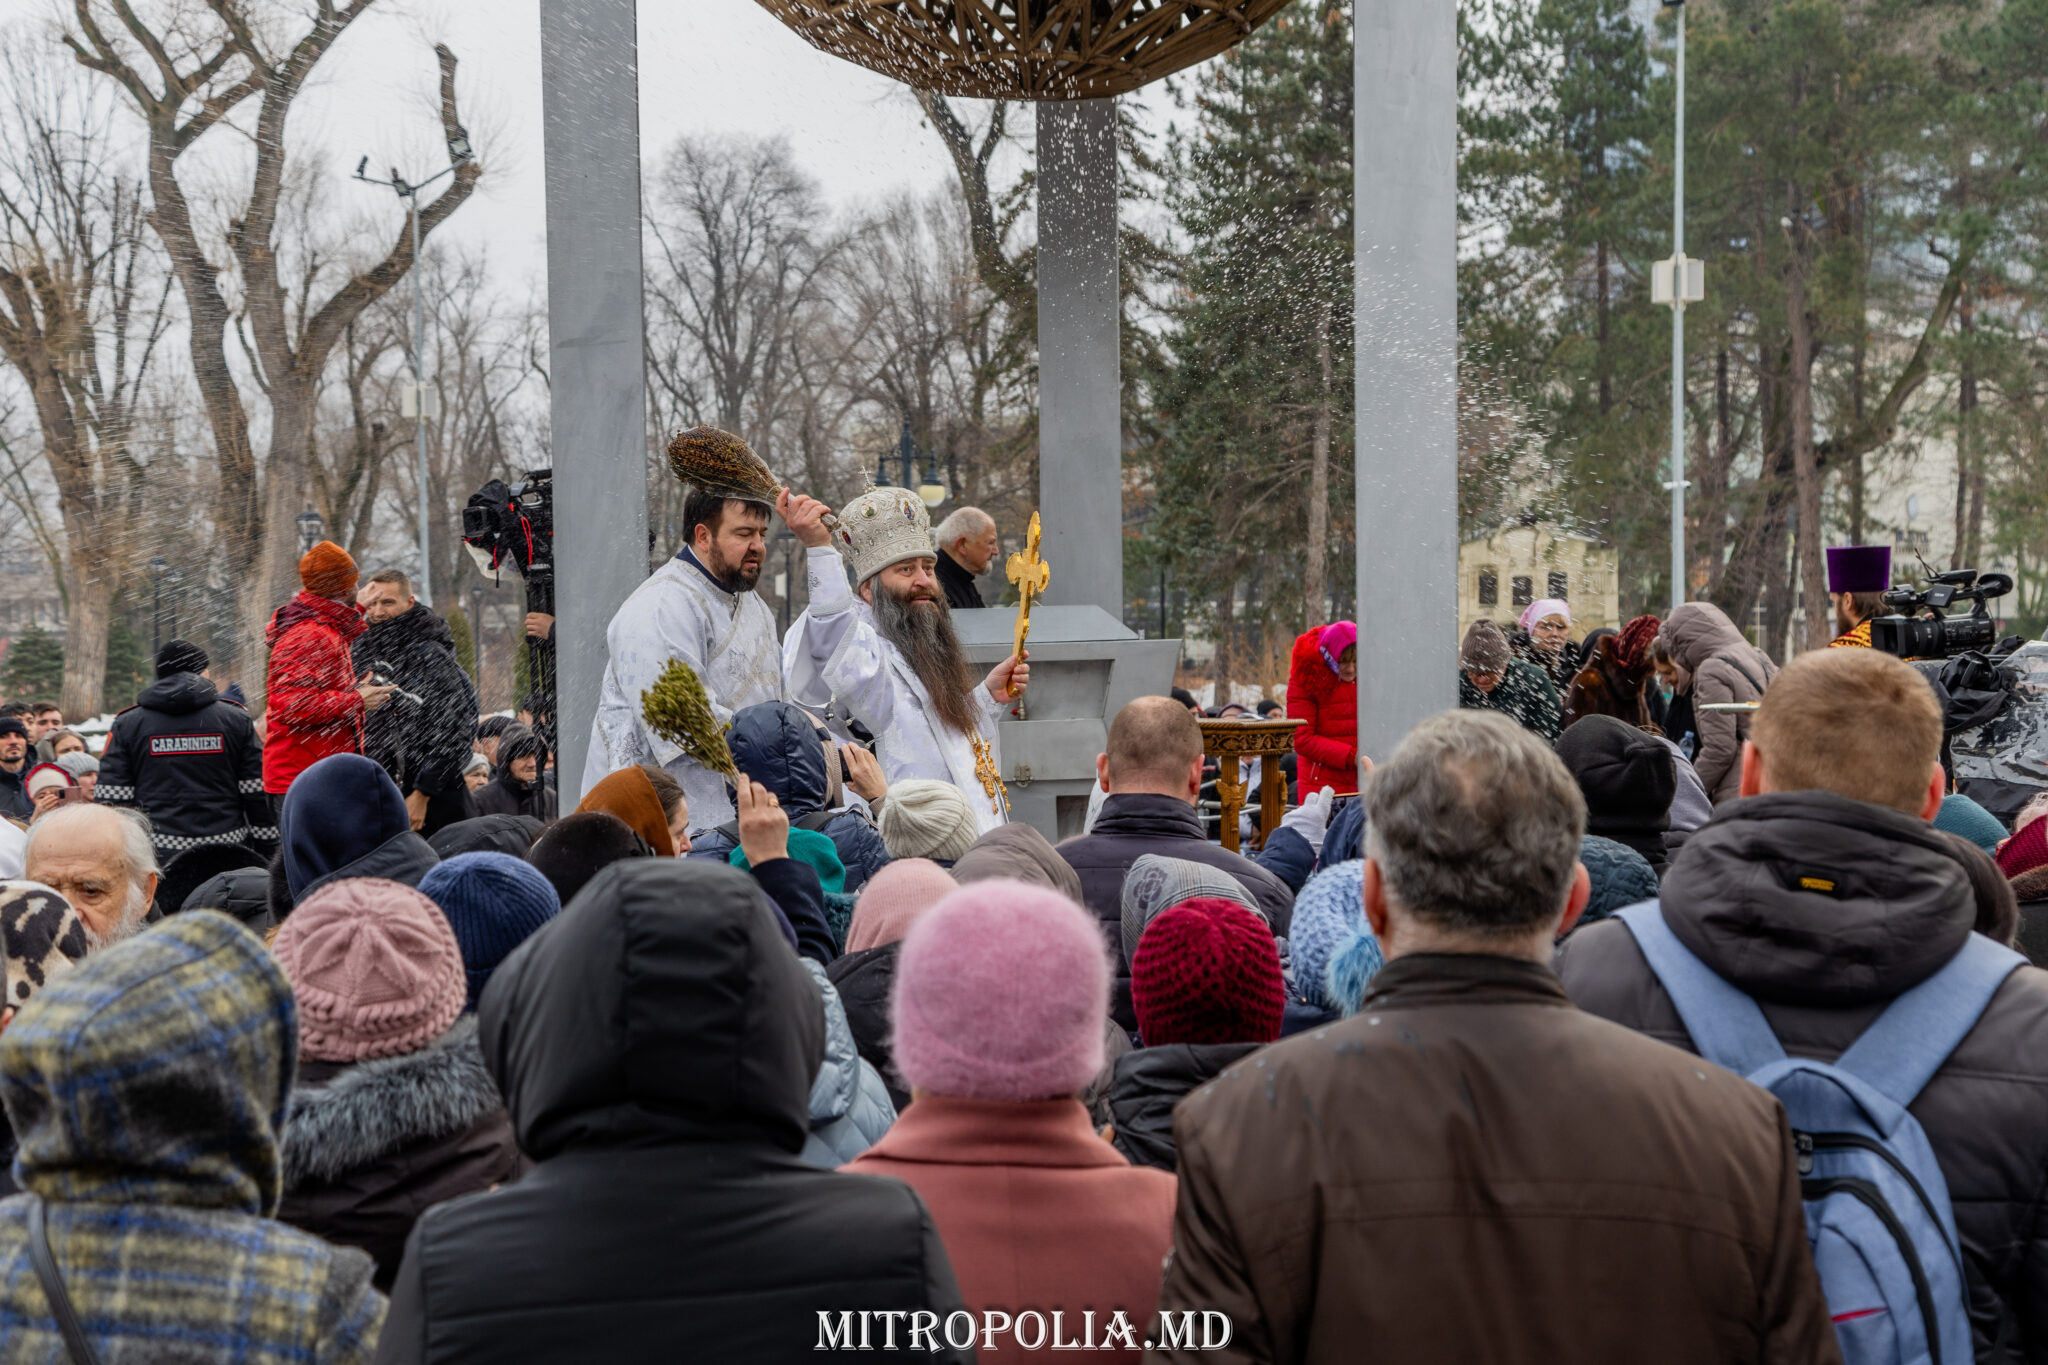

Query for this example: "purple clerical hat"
[1826,544,1891,595]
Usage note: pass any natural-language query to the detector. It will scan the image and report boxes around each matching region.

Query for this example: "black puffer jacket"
[427,814,545,859]
[826,941,905,1110]
[277,1016,523,1292]
[1058,792,1295,1028]
[352,604,481,800]
[1555,791,2048,1361]
[1107,1041,1263,1172]
[98,671,271,857]
[375,858,969,1364]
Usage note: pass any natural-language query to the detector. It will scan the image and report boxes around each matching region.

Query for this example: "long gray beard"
[872,585,981,737]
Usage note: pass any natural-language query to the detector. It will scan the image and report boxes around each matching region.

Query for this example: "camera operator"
[1825,544,1891,649]
[352,569,482,837]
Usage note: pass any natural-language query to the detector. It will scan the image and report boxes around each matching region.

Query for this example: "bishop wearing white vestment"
[778,484,1027,838]
[585,493,784,830]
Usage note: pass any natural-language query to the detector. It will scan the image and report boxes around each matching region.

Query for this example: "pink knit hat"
[891,878,1109,1102]
[845,858,958,953]
[271,877,466,1063]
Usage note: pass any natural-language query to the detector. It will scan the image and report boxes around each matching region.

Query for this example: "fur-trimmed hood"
[281,1014,503,1190]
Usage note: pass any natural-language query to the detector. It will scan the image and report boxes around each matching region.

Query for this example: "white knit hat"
[877,779,981,863]
[834,486,936,585]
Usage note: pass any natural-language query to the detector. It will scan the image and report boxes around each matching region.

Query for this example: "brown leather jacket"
[1149,953,1841,1365]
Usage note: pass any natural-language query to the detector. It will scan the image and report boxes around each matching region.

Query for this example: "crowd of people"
[0,440,2042,1362]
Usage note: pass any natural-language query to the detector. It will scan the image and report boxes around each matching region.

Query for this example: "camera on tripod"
[462,470,557,745]
[1871,567,2013,660]
[462,470,553,614]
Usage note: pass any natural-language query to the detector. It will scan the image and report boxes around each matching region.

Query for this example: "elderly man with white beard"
[779,484,1027,838]
[23,804,159,947]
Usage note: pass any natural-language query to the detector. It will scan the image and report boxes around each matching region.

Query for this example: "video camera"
[1871,567,2013,660]
[462,470,553,614]
[462,469,556,748]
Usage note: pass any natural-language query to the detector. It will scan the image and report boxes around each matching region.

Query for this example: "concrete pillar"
[539,0,648,803]
[1354,0,1458,760]
[1036,100,1122,622]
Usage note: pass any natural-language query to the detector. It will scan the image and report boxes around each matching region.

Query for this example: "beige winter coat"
[1660,602,1778,802]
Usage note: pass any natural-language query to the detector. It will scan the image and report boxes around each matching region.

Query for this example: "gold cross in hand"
[1005,512,1049,691]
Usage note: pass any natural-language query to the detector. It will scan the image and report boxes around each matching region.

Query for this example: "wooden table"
[1197,718,1306,853]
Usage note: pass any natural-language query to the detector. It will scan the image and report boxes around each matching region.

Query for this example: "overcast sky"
[0,1,1188,293]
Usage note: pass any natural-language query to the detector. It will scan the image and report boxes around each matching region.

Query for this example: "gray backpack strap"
[1834,933,2023,1110]
[1615,902,1787,1076]
[27,1196,102,1365]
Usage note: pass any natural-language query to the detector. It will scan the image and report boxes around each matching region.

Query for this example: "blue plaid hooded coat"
[0,910,384,1362]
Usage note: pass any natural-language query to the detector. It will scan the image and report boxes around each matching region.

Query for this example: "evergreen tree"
[101,617,148,712]
[2,624,64,702]
[1143,0,1354,687]
[447,605,478,683]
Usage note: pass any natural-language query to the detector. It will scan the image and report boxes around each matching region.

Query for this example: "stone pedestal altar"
[951,605,1179,842]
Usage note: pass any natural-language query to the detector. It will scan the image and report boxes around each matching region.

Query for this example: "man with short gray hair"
[933,506,997,610]
[1151,709,1836,1365]
[24,803,160,949]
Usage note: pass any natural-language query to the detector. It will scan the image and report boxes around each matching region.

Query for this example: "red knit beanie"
[299,540,358,599]
[1615,614,1661,672]
[1998,815,2048,880]
[1130,897,1285,1047]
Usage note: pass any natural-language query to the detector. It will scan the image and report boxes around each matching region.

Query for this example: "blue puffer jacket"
[690,703,893,892]
[797,959,898,1167]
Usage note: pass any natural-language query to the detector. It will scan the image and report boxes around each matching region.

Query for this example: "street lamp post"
[1653,0,1704,613]
[355,128,474,608]
[893,420,947,509]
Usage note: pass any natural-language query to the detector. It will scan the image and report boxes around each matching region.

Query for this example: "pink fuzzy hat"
[271,877,465,1063]
[845,858,958,954]
[891,878,1110,1102]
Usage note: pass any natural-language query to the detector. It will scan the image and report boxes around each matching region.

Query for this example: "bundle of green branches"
[641,658,736,778]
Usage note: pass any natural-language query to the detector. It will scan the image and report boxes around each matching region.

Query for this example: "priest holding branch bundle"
[585,427,786,832]
[779,485,1028,837]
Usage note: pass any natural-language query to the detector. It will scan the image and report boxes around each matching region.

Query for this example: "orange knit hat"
[299,540,357,599]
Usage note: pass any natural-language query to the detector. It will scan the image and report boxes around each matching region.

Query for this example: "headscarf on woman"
[576,766,675,857]
[1513,599,1576,692]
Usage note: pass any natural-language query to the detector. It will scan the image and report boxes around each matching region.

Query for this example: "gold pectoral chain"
[972,734,1007,814]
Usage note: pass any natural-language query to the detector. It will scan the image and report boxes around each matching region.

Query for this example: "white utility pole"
[1653,0,1703,613]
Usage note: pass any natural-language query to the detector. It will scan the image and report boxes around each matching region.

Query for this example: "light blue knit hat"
[1288,860,1370,1012]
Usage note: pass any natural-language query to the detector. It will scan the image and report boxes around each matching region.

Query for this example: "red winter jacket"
[262,590,367,795]
[1287,625,1359,795]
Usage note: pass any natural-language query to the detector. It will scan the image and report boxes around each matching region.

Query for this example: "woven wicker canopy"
[755,0,1292,100]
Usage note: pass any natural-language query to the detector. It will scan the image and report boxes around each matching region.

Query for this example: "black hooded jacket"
[375,859,968,1364]
[1555,791,2048,1360]
[470,724,556,821]
[352,604,480,798]
[98,671,272,855]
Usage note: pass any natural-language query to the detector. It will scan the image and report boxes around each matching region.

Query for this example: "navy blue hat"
[418,851,562,1011]
[0,717,26,741]
[280,754,411,900]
